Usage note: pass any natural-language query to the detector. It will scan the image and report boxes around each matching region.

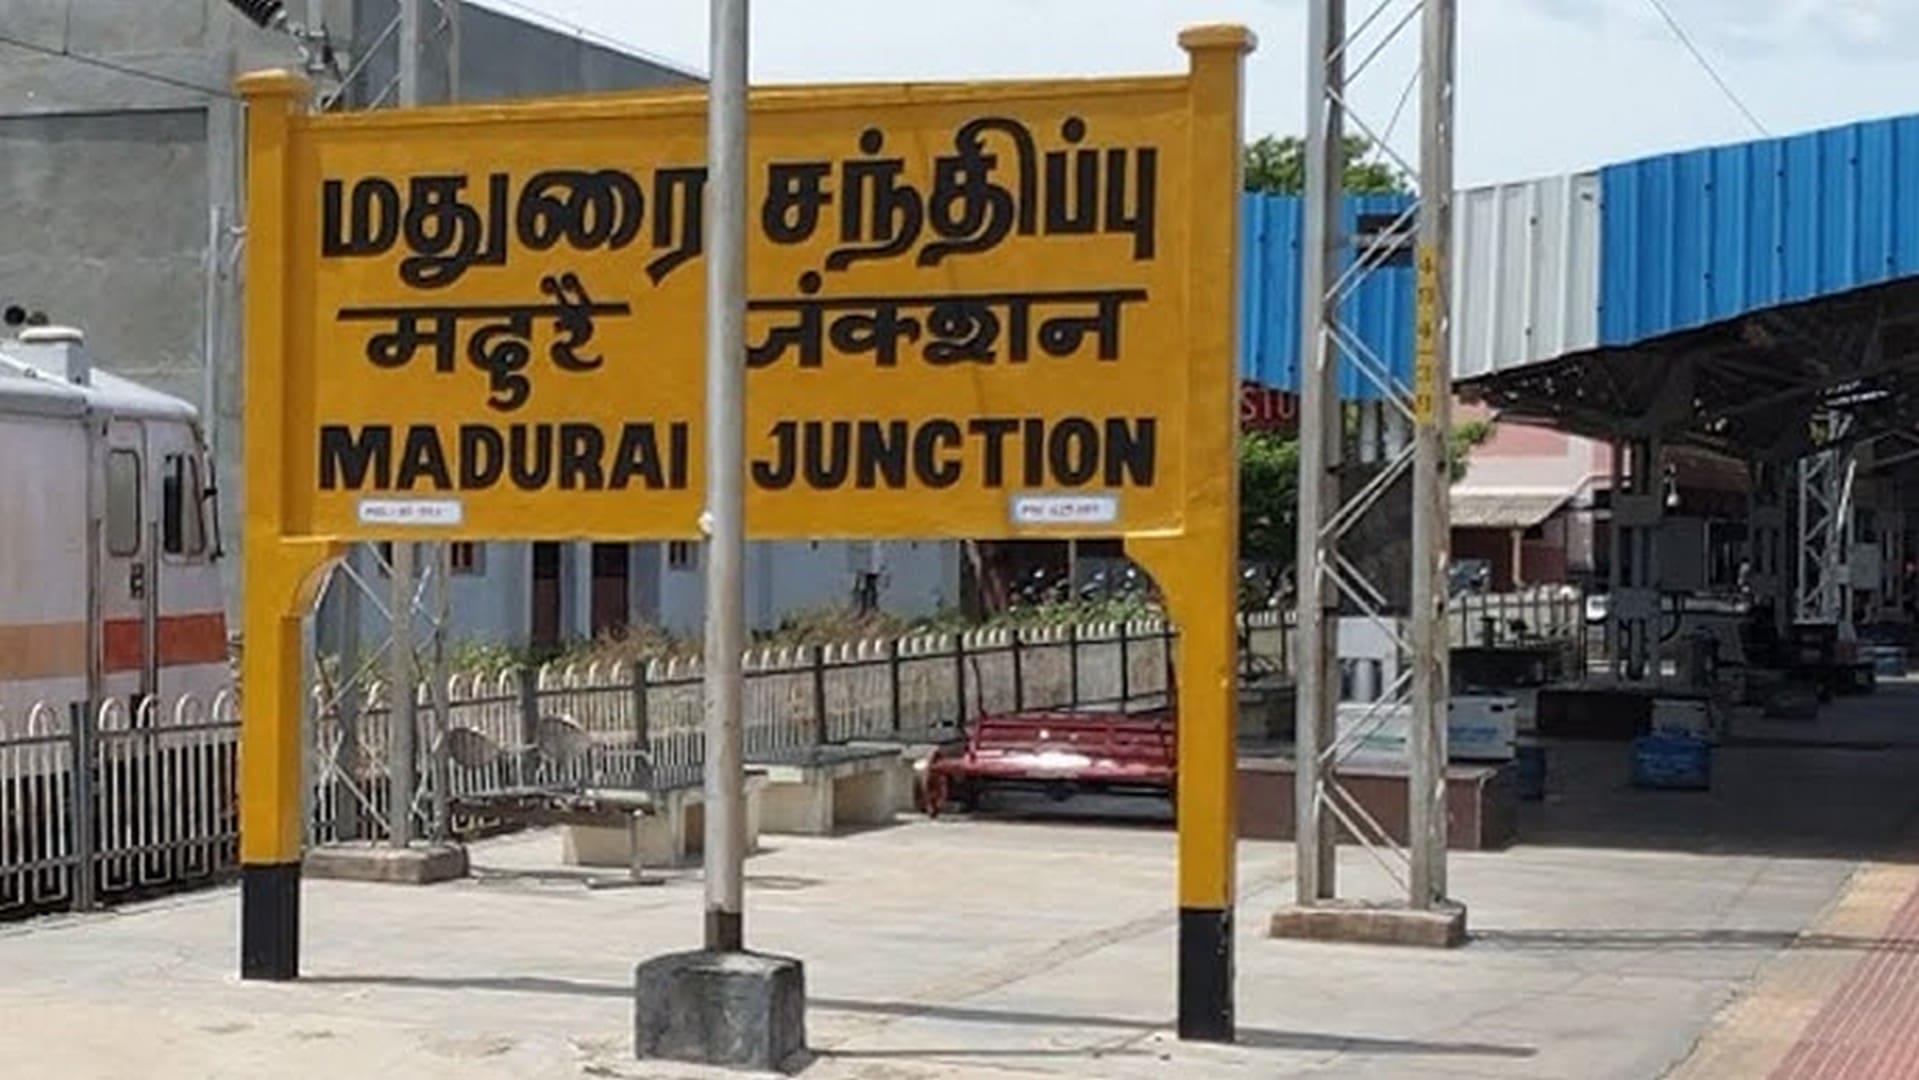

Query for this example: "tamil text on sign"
[276,79,1201,540]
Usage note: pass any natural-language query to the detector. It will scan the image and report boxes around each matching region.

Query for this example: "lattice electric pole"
[1797,413,1857,632]
[1287,0,1461,926]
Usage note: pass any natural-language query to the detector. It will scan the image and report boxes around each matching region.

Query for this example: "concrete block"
[304,843,468,885]
[887,757,920,814]
[563,816,682,870]
[761,759,905,836]
[680,798,765,860]
[1237,756,1515,851]
[563,788,765,870]
[1269,899,1467,948]
[634,950,807,1073]
[762,776,834,836]
[833,767,898,829]
[845,742,951,812]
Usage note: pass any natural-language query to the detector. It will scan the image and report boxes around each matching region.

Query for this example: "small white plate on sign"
[1010,493,1119,526]
[357,498,465,527]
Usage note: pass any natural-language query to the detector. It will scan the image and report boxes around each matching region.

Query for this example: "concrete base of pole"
[1269,900,1467,948]
[635,950,808,1072]
[304,843,469,885]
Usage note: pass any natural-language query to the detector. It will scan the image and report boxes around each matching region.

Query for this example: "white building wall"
[656,541,961,638]
[344,541,531,649]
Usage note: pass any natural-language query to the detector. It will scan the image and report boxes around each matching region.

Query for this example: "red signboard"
[1239,379,1298,434]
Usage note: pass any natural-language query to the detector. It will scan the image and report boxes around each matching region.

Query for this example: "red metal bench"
[919,708,1176,815]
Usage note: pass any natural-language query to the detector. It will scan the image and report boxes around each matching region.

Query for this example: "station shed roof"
[1239,109,1919,463]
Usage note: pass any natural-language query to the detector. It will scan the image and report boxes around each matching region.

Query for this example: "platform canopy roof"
[1239,111,1919,471]
[1465,112,1919,467]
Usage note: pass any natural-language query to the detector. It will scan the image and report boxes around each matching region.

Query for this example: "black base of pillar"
[241,862,301,980]
[706,909,743,952]
[1177,905,1234,1042]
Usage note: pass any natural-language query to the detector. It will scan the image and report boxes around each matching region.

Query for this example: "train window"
[106,449,141,556]
[163,454,207,557]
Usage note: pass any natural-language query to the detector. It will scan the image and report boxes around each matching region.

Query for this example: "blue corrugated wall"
[1599,114,1919,345]
[1238,113,1919,391]
[1238,192,1416,398]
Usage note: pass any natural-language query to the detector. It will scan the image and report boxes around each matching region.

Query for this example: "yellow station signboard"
[237,31,1251,1029]
[264,70,1215,541]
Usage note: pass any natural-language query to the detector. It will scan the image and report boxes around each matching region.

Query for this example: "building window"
[375,541,481,575]
[162,453,207,558]
[106,449,141,556]
[667,541,697,570]
[449,542,482,575]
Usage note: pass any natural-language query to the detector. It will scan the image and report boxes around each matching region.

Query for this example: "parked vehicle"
[919,706,1176,815]
[0,324,230,727]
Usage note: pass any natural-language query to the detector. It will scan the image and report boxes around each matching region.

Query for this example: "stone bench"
[547,772,769,872]
[841,733,965,813]
[747,744,913,835]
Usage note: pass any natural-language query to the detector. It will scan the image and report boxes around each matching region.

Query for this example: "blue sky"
[476,0,1918,189]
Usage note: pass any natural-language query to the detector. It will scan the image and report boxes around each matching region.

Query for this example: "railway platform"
[2,682,1918,1079]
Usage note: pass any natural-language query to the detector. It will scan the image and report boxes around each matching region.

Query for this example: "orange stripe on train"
[101,613,230,673]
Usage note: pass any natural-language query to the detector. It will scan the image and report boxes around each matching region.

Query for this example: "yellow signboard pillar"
[236,70,342,979]
[1126,24,1252,1043]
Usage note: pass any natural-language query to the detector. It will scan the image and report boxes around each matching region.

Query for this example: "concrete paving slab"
[0,822,1869,1080]
[7,681,1919,1079]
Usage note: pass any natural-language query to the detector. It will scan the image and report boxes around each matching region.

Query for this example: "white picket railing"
[0,607,1383,916]
[309,617,1201,843]
[0,691,239,919]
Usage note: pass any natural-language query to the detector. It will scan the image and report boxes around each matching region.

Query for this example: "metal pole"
[428,543,452,841]
[388,542,417,846]
[1607,439,1624,677]
[70,701,98,911]
[398,0,421,106]
[445,0,462,102]
[1293,0,1345,906]
[701,0,749,955]
[333,556,365,840]
[379,0,425,851]
[1358,402,1380,465]
[79,427,104,909]
[953,634,969,724]
[202,205,223,461]
[1408,0,1457,908]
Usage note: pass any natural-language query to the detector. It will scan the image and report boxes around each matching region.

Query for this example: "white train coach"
[0,324,231,728]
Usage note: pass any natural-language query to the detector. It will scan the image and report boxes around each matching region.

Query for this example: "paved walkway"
[3,683,1918,1078]
[0,826,1854,1080]
[1667,845,1919,1079]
